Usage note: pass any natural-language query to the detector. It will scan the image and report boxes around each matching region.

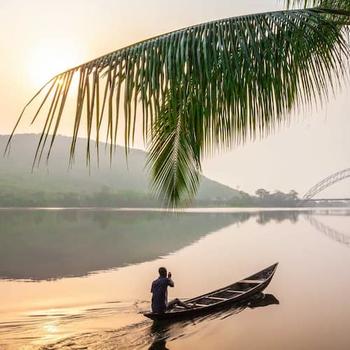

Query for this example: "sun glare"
[28,41,80,88]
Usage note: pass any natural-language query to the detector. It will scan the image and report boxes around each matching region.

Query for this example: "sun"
[28,40,81,88]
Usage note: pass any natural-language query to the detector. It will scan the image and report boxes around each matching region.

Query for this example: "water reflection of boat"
[148,292,279,350]
[248,293,279,308]
[144,263,278,321]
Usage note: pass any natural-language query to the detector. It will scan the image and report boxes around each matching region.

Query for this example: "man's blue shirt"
[151,276,173,313]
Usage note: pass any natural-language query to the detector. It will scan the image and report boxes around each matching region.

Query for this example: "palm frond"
[147,87,201,207]
[286,0,350,12]
[6,8,350,206]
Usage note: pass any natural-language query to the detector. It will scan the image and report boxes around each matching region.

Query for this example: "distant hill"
[0,134,243,206]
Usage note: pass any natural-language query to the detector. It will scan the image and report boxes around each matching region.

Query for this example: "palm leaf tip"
[147,90,201,207]
[6,6,350,206]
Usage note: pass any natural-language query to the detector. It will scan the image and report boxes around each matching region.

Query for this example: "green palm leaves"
[7,6,350,206]
[147,87,202,207]
[287,1,350,10]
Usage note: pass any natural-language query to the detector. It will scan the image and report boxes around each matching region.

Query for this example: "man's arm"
[168,272,174,287]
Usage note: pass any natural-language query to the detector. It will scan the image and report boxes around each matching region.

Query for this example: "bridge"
[300,168,350,206]
[284,168,350,247]
[305,198,350,203]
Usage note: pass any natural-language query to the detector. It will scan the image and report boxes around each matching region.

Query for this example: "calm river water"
[0,208,349,350]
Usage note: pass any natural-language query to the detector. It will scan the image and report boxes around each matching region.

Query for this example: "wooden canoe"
[143,263,278,321]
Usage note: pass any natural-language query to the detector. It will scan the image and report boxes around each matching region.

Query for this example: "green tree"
[6,0,350,206]
[288,190,299,201]
[255,189,271,200]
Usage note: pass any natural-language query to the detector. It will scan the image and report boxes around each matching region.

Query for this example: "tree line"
[0,187,301,208]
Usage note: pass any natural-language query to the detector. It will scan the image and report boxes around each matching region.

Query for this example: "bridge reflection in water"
[305,214,350,247]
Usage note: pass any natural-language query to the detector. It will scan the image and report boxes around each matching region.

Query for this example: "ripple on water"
[39,295,275,350]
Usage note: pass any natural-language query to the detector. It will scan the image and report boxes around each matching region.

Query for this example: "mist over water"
[0,208,349,350]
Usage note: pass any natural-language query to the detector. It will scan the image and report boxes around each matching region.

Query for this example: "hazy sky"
[0,0,349,197]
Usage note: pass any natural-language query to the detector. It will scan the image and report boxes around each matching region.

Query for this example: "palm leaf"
[6,7,350,206]
[286,1,350,13]
[147,86,201,207]
[286,1,349,7]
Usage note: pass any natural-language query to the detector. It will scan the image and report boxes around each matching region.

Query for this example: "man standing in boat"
[151,267,190,313]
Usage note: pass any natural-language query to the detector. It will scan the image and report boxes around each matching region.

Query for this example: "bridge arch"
[302,168,350,201]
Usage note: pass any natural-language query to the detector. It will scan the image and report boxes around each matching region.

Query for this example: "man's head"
[158,267,167,277]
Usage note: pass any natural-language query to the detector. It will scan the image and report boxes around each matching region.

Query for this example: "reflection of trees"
[61,210,78,223]
[91,211,114,229]
[0,209,312,281]
[0,210,249,280]
[256,211,300,225]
